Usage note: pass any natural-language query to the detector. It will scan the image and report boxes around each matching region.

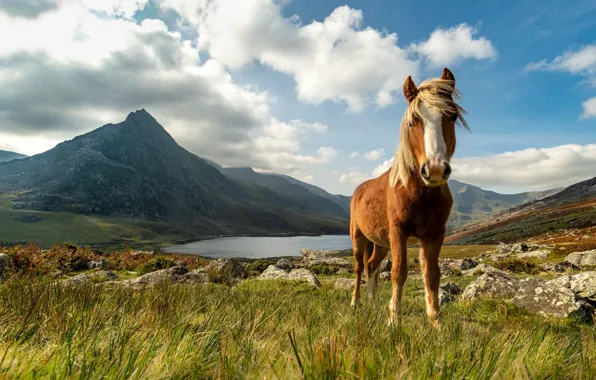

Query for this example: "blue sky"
[0,0,595,195]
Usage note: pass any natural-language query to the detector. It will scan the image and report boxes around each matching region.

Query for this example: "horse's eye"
[450,113,458,122]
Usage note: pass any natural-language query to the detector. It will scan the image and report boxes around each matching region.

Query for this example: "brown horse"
[349,67,469,326]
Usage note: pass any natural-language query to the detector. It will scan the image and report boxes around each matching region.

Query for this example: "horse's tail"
[363,240,373,283]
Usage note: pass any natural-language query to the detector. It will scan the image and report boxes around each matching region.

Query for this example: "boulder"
[300,248,352,268]
[458,258,479,271]
[439,282,462,305]
[258,265,321,288]
[545,272,596,303]
[62,270,119,286]
[275,258,293,271]
[439,263,460,278]
[515,250,549,259]
[334,278,361,291]
[538,262,581,273]
[178,270,210,285]
[462,271,594,320]
[463,264,508,276]
[89,258,109,270]
[201,258,247,279]
[379,259,392,272]
[380,271,391,281]
[116,266,189,289]
[487,253,511,262]
[565,250,596,266]
[0,253,13,280]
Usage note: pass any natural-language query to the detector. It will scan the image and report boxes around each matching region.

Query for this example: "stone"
[565,250,596,266]
[515,250,549,259]
[380,271,391,281]
[89,258,109,270]
[299,248,352,268]
[117,266,189,289]
[463,264,508,276]
[538,262,581,273]
[334,278,361,291]
[129,250,154,258]
[545,272,596,303]
[462,271,594,320]
[379,259,392,272]
[336,268,352,275]
[439,282,462,305]
[439,263,460,278]
[0,253,13,280]
[62,270,119,286]
[458,258,479,270]
[275,258,293,271]
[258,265,321,288]
[178,270,210,284]
[201,258,247,279]
[488,253,511,262]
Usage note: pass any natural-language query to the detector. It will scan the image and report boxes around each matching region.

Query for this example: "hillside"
[446,176,596,244]
[0,150,26,162]
[0,110,349,245]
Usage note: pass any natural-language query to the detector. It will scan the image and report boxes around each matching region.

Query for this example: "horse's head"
[391,68,468,188]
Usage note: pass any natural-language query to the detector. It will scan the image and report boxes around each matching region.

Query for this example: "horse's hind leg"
[388,227,408,325]
[350,224,367,307]
[367,244,389,301]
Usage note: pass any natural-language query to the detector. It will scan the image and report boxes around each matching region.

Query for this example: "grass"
[0,273,594,379]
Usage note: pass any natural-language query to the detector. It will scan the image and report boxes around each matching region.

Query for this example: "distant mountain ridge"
[0,150,26,162]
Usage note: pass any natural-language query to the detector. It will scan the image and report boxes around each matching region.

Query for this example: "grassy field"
[1,271,594,379]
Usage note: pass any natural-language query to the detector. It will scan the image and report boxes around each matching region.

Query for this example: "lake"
[162,235,352,259]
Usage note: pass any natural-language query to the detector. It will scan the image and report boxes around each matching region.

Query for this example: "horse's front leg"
[419,229,445,327]
[388,227,408,325]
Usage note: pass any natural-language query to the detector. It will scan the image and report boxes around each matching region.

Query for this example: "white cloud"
[0,1,335,178]
[363,148,385,161]
[160,0,419,111]
[451,144,596,191]
[349,151,359,159]
[339,170,370,185]
[410,24,497,67]
[526,44,596,80]
[580,97,596,119]
[372,158,393,177]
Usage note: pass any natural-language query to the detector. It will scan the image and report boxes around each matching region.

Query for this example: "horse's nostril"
[420,163,430,180]
[443,163,452,179]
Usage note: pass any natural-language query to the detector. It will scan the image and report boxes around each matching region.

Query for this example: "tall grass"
[0,275,594,379]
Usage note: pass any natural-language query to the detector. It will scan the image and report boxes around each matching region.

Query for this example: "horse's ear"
[403,76,418,103]
[441,67,455,83]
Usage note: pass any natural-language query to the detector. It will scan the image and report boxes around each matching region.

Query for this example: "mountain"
[447,179,561,227]
[446,176,596,245]
[0,150,26,162]
[0,109,348,242]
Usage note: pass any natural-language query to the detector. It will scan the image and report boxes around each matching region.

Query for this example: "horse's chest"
[400,196,451,236]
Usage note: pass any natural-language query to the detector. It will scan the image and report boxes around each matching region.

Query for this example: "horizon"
[1,0,595,195]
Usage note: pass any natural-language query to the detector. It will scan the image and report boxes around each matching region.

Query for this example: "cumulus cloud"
[410,24,497,67]
[580,97,596,119]
[526,44,596,81]
[0,1,336,177]
[160,0,419,111]
[0,0,57,18]
[372,158,393,177]
[363,148,385,161]
[339,170,370,185]
[451,144,596,191]
[349,151,359,159]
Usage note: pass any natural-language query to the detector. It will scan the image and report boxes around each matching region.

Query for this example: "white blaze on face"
[419,102,446,161]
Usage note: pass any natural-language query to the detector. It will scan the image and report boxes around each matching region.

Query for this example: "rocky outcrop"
[104,266,190,289]
[565,250,596,266]
[538,262,581,273]
[439,282,462,305]
[89,258,109,270]
[275,259,293,271]
[462,271,594,320]
[62,270,119,285]
[258,265,321,288]
[201,258,247,279]
[0,254,13,280]
[299,249,352,268]
[545,272,596,303]
[515,250,549,259]
[462,264,508,276]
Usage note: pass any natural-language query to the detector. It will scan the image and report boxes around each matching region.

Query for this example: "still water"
[163,235,352,259]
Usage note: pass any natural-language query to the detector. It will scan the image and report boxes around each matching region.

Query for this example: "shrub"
[493,258,537,274]
[138,256,177,275]
[309,263,339,275]
[247,259,274,275]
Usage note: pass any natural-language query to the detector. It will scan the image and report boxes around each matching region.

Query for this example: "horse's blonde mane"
[388,78,469,188]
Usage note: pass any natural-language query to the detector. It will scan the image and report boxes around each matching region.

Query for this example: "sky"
[0,0,595,196]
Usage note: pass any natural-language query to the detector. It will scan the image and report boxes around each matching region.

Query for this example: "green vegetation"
[1,274,594,379]
[138,256,178,275]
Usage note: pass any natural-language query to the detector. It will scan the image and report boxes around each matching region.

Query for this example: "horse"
[349,67,469,326]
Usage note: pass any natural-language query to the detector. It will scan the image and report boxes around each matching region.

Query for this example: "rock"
[538,262,581,273]
[334,278,362,291]
[288,269,321,288]
[565,250,596,266]
[515,250,549,259]
[459,258,479,270]
[129,250,154,258]
[89,258,109,270]
[439,263,460,278]
[201,258,247,279]
[439,282,462,305]
[259,265,290,281]
[0,253,13,280]
[119,266,189,289]
[275,258,293,271]
[380,259,392,272]
[487,253,511,262]
[300,248,326,260]
[178,270,210,284]
[62,270,119,286]
[258,265,321,288]
[300,248,352,268]
[408,271,417,275]
[463,264,508,276]
[380,271,391,281]
[462,271,594,320]
[336,268,352,275]
[545,272,596,303]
